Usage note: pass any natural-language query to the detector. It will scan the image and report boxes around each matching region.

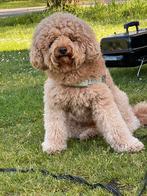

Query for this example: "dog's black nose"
[59,47,67,55]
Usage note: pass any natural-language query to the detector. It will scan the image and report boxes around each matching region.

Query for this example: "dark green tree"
[46,0,79,7]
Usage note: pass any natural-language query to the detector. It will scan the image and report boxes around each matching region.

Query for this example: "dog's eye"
[70,37,77,42]
[48,41,54,48]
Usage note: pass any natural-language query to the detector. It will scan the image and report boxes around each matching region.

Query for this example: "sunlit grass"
[0,0,46,9]
[0,25,34,51]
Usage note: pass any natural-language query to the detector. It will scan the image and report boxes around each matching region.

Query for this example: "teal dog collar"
[63,75,106,88]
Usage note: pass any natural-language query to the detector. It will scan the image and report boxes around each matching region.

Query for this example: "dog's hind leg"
[133,101,147,126]
[110,85,140,133]
[105,70,140,132]
[79,128,98,140]
[92,84,144,152]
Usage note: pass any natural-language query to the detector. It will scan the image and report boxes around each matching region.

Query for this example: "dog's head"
[30,12,101,76]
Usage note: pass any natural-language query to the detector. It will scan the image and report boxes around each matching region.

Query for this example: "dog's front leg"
[42,106,68,154]
[92,84,144,152]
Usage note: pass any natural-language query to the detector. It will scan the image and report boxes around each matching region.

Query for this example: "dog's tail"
[133,101,147,126]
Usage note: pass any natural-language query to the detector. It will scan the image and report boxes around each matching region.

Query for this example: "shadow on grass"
[110,64,147,83]
[0,49,45,76]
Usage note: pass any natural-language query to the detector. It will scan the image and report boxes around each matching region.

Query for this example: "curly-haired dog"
[30,12,147,154]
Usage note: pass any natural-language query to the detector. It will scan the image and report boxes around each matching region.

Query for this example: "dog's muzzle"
[55,46,73,58]
[54,46,74,66]
[58,47,68,55]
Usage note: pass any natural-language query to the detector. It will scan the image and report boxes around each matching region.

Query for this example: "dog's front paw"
[42,141,67,154]
[114,138,144,152]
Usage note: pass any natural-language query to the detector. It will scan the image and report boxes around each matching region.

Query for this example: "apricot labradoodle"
[30,12,147,154]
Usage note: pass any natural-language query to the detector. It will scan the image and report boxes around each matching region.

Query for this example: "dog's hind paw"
[79,128,98,140]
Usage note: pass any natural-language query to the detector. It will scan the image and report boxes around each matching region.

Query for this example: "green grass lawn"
[0,1,147,195]
[0,0,46,9]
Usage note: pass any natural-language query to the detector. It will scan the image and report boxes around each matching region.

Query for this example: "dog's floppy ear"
[86,40,100,62]
[30,43,48,71]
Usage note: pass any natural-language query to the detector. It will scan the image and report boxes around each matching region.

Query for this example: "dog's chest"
[66,89,92,122]
[51,86,93,121]
[68,102,92,123]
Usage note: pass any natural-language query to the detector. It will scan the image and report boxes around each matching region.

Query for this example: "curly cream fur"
[30,12,146,154]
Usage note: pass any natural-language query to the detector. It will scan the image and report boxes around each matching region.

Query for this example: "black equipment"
[100,21,147,77]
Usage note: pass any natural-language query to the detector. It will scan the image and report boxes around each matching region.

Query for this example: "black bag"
[100,21,147,76]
